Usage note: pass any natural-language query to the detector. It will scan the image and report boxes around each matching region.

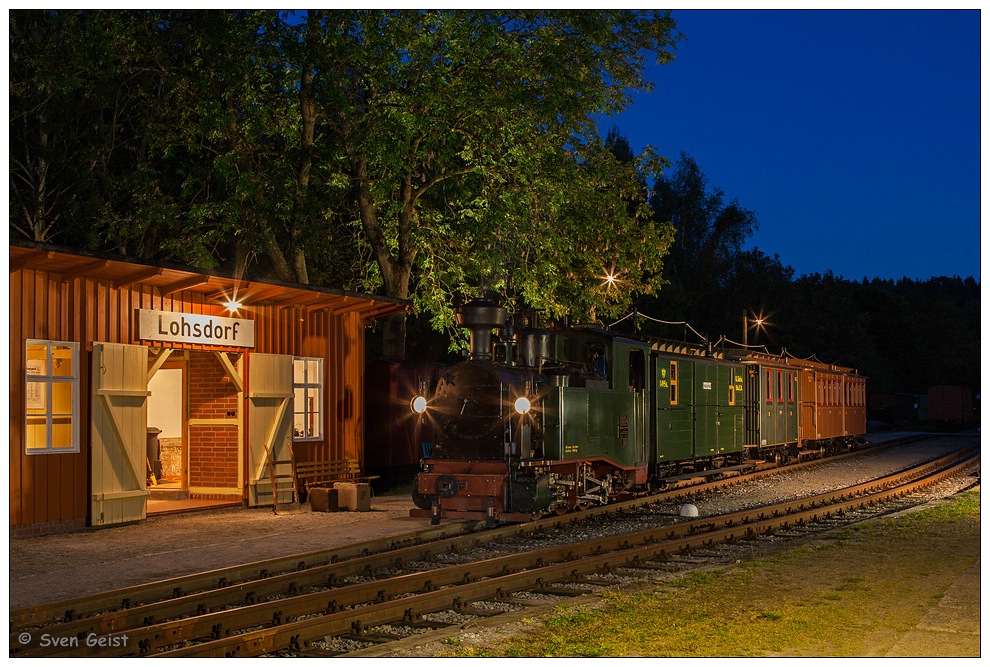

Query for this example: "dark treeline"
[620,154,980,398]
[628,270,980,397]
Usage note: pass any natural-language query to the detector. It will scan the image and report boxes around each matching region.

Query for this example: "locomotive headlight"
[410,395,429,414]
[513,396,532,415]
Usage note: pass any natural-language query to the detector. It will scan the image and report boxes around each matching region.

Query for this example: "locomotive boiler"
[410,300,866,525]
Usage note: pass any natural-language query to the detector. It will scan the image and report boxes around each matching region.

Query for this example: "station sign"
[138,309,255,348]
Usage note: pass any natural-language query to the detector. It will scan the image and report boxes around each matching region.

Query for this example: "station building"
[9,241,407,536]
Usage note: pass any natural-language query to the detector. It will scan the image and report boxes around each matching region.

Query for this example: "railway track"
[10,437,977,658]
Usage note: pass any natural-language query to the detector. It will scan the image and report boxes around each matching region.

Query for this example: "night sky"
[603,9,981,282]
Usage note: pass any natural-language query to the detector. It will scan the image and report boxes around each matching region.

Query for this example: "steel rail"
[8,436,883,640]
[11,433,920,634]
[151,446,977,658]
[9,521,480,631]
[9,434,957,658]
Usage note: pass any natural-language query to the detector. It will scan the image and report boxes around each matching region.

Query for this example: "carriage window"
[766,369,773,403]
[728,383,736,406]
[777,370,784,402]
[25,340,80,454]
[293,357,323,441]
[669,361,678,405]
[629,350,645,392]
[788,372,795,403]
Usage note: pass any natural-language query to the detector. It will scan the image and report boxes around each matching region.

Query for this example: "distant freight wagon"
[928,385,976,425]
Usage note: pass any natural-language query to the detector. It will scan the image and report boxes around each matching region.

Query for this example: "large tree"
[10,10,175,253]
[10,9,682,356]
[300,10,681,353]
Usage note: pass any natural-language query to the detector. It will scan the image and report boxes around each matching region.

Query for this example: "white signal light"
[410,395,428,414]
[513,396,532,414]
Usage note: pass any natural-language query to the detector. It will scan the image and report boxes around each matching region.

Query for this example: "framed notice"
[26,359,45,410]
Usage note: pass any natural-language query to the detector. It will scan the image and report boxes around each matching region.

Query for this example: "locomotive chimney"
[455,299,507,360]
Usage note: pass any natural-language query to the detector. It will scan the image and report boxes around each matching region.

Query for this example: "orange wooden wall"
[10,266,373,534]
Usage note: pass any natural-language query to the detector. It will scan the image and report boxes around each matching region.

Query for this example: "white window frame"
[25,339,80,454]
[292,356,324,441]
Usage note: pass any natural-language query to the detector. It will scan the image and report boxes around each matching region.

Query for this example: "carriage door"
[247,353,294,507]
[744,366,761,448]
[91,342,149,526]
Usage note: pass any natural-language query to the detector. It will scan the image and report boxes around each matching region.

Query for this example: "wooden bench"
[294,458,379,500]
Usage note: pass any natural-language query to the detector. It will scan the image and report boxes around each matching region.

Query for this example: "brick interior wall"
[188,352,239,489]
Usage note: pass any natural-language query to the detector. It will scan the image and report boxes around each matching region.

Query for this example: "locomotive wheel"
[412,491,436,511]
[411,474,436,510]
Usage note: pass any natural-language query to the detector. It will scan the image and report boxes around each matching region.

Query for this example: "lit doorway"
[148,361,185,491]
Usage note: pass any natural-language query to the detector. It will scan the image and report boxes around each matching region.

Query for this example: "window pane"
[307,359,321,382]
[307,387,321,438]
[27,380,47,414]
[52,345,74,377]
[52,419,74,449]
[26,344,48,375]
[52,382,73,415]
[26,419,47,450]
[293,387,306,437]
[293,358,305,383]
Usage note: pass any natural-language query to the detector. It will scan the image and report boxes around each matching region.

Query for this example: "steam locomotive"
[410,300,867,525]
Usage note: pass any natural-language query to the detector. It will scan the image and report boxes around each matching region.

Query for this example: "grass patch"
[446,489,980,657]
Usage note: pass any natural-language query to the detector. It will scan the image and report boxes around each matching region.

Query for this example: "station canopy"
[10,241,408,320]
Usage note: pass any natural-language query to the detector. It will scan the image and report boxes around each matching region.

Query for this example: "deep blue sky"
[602,9,981,282]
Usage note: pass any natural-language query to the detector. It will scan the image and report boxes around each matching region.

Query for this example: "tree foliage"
[645,152,760,335]
[9,9,682,356]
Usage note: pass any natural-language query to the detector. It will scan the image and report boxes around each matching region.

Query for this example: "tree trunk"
[351,155,415,359]
[266,235,295,283]
[287,10,320,287]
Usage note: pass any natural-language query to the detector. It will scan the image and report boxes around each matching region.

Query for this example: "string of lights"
[606,308,856,372]
[606,310,707,344]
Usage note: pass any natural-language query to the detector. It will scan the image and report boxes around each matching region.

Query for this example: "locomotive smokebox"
[456,300,507,360]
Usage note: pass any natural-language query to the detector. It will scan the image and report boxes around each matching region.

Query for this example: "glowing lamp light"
[513,396,532,415]
[225,300,242,314]
[410,395,428,414]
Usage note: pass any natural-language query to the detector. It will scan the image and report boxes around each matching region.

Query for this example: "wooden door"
[91,342,150,526]
[247,353,294,507]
